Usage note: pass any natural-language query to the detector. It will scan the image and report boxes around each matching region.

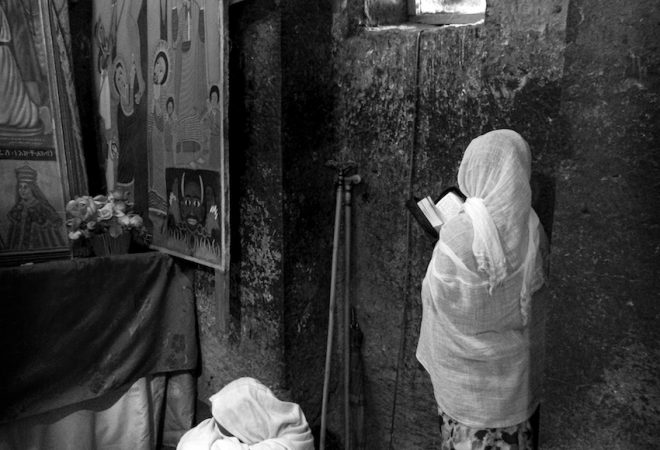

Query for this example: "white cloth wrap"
[177,378,314,450]
[462,196,507,292]
[416,129,548,428]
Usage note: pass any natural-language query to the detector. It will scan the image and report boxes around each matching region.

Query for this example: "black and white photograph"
[0,0,658,449]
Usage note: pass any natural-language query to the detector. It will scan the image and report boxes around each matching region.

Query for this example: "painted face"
[153,55,167,84]
[115,184,133,204]
[95,22,110,72]
[18,182,34,201]
[114,61,134,115]
[181,180,204,226]
[114,64,128,99]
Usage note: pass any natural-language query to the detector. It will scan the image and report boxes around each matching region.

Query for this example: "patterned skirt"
[438,408,539,450]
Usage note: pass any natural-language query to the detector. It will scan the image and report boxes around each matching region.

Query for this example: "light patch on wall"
[415,0,485,15]
[409,0,485,25]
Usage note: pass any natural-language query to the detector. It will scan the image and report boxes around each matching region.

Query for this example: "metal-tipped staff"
[320,161,358,450]
[343,173,361,450]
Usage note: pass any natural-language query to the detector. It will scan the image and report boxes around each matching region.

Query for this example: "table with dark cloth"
[0,252,197,424]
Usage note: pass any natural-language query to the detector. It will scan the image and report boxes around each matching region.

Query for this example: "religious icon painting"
[91,0,228,270]
[0,0,88,267]
[159,167,224,263]
[91,0,149,217]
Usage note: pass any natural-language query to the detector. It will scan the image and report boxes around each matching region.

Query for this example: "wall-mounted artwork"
[0,0,88,267]
[91,0,227,270]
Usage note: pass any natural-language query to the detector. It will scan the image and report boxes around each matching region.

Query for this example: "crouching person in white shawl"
[176,377,314,450]
[416,130,549,450]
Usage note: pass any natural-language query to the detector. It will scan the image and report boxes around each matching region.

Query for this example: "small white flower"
[68,230,83,240]
[128,214,143,228]
[98,203,114,221]
[118,215,131,226]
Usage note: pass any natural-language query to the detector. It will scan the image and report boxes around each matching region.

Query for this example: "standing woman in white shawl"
[416,130,549,449]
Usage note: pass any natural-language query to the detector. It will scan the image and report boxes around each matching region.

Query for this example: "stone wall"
[281,0,337,428]
[544,0,660,448]
[197,0,340,418]
[196,0,286,400]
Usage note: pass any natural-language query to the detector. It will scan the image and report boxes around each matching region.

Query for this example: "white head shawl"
[456,129,542,322]
[209,377,314,450]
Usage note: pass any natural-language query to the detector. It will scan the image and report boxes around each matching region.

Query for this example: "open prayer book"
[406,187,465,241]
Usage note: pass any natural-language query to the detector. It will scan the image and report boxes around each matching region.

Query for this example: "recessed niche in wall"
[410,0,485,24]
[365,0,485,26]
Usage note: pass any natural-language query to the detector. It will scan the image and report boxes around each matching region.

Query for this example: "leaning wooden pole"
[320,171,343,450]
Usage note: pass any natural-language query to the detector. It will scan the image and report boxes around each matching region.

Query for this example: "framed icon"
[0,0,87,266]
[91,0,228,271]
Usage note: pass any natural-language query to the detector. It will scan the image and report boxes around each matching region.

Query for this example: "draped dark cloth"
[0,252,197,423]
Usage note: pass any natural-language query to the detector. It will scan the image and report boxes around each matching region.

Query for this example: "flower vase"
[91,233,131,256]
[70,238,92,258]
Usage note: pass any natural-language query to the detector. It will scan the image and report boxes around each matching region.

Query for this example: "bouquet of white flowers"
[66,191,146,240]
